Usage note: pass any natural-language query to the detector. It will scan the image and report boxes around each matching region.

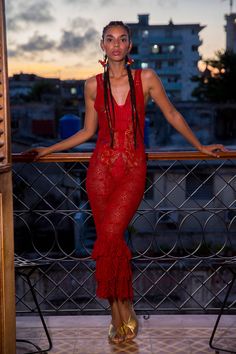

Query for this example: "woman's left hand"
[199,144,228,158]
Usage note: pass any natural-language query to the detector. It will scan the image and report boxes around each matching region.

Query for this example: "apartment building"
[225,12,236,52]
[127,14,205,101]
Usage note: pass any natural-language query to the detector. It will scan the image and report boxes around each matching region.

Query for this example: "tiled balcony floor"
[16,314,236,354]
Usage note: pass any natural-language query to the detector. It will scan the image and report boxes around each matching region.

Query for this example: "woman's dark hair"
[102,21,140,148]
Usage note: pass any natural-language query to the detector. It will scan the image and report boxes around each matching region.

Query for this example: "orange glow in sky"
[8,59,100,80]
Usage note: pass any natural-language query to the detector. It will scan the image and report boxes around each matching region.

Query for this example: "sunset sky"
[6,0,233,80]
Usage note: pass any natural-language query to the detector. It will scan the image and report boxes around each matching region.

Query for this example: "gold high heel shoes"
[123,314,139,340]
[108,323,125,344]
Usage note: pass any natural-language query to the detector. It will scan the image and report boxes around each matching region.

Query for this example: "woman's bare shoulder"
[84,75,98,98]
[141,68,159,81]
[140,68,162,92]
[85,75,97,88]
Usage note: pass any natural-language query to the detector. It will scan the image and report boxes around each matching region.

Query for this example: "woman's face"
[101,25,132,62]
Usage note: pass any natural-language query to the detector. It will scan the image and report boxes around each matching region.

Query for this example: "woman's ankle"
[117,299,133,323]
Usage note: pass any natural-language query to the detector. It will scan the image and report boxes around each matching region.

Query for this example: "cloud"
[58,23,99,53]
[157,0,178,7]
[7,49,18,58]
[8,23,99,59]
[66,0,91,3]
[19,32,56,52]
[8,32,56,57]
[7,3,100,61]
[6,0,18,30]
[57,17,101,59]
[7,18,21,32]
[66,0,175,6]
[66,0,114,5]
[6,0,55,32]
[99,0,114,5]
[70,17,95,29]
[18,1,54,23]
[5,0,14,13]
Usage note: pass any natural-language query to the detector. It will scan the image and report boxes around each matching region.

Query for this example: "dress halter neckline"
[99,70,138,107]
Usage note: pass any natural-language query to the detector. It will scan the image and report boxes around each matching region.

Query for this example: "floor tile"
[16,315,236,354]
[74,338,152,354]
[150,338,191,354]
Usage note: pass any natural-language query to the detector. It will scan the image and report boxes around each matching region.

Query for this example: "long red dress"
[86,69,146,301]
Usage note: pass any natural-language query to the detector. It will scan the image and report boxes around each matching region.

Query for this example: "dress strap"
[94,73,104,111]
[134,69,142,86]
[134,69,145,115]
[96,73,104,88]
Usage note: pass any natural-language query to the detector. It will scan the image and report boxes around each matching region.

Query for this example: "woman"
[26,21,226,344]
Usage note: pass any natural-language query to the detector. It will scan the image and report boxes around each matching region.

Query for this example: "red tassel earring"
[126,56,134,67]
[98,54,108,68]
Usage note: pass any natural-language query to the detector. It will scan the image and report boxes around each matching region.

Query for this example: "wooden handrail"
[12,150,236,163]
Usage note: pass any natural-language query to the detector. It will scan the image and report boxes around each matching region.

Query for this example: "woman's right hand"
[21,147,51,161]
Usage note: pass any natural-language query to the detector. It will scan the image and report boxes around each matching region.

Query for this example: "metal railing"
[13,151,236,315]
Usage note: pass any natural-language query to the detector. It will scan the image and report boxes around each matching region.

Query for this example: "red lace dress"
[86,69,146,301]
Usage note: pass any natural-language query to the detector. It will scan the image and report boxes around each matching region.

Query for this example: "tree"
[192,50,236,102]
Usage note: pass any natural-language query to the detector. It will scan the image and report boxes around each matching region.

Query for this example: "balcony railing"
[12,151,236,315]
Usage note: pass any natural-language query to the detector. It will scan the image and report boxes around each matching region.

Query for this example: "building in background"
[9,73,86,148]
[225,13,236,52]
[11,103,56,138]
[127,14,205,101]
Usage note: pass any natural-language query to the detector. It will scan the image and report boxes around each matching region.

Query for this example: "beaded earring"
[98,54,108,68]
[126,56,134,67]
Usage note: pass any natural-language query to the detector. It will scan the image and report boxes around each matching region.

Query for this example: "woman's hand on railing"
[198,144,228,158]
[21,147,50,161]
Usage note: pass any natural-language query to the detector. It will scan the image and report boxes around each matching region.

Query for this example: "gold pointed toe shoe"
[123,315,139,341]
[108,323,125,344]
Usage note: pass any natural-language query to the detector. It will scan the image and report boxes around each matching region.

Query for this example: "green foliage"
[192,50,236,102]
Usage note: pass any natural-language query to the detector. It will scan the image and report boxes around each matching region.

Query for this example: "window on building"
[142,30,149,38]
[152,44,161,53]
[168,60,174,67]
[70,87,77,95]
[170,91,181,100]
[168,45,175,52]
[131,45,138,54]
[167,77,178,83]
[186,173,214,200]
[165,29,173,37]
[192,45,198,52]
[200,112,211,119]
[141,62,149,69]
[156,61,162,69]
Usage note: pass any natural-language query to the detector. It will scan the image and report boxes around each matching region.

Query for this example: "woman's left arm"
[143,69,227,157]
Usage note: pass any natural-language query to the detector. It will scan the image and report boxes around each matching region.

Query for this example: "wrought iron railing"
[13,151,236,315]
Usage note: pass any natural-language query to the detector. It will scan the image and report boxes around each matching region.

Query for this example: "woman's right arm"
[24,77,98,159]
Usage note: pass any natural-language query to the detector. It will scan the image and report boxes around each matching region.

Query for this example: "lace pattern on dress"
[98,121,144,175]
